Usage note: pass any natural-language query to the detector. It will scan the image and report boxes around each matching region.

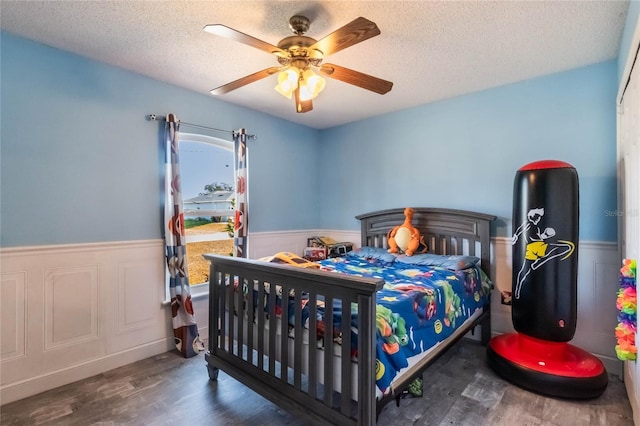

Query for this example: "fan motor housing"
[277,35,323,68]
[277,36,320,55]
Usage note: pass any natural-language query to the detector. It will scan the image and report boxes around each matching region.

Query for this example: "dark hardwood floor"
[0,339,633,426]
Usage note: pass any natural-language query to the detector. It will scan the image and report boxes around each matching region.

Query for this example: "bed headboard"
[356,207,496,275]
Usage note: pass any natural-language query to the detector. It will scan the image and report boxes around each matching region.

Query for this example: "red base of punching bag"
[487,333,608,399]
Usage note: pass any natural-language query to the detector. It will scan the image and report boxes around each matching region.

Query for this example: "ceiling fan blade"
[203,24,288,58]
[294,87,313,113]
[210,67,281,95]
[309,17,380,56]
[318,64,393,94]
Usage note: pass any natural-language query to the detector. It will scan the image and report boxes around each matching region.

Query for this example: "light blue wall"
[0,32,320,247]
[0,31,621,246]
[618,0,640,84]
[318,61,618,242]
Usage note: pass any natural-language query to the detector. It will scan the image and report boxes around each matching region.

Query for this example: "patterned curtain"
[164,113,204,358]
[233,129,248,258]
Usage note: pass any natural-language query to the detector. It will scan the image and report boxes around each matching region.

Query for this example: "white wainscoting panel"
[0,272,27,361]
[118,262,159,333]
[248,229,323,259]
[107,248,168,354]
[489,236,515,336]
[248,230,361,259]
[44,265,99,351]
[0,240,171,405]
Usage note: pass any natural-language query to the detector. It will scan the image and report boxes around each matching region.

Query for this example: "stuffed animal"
[387,207,427,256]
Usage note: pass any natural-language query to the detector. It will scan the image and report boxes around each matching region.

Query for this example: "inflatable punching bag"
[487,160,608,399]
[512,160,578,341]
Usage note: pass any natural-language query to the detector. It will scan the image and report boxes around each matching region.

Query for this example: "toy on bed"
[259,251,320,269]
[387,207,427,256]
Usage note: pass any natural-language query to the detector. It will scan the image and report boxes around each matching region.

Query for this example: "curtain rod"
[146,114,257,140]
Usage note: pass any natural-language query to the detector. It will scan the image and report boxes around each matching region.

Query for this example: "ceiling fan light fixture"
[298,84,312,102]
[298,69,325,101]
[274,68,299,99]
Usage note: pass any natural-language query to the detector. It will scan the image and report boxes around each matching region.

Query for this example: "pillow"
[395,253,480,270]
[347,246,397,264]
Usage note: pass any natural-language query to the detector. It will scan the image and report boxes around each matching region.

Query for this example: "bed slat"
[268,280,277,375]
[294,289,303,390]
[257,278,265,371]
[323,297,334,407]
[280,284,290,383]
[308,292,318,399]
[340,297,353,416]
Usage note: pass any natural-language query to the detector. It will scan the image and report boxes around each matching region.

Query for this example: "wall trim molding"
[0,239,164,256]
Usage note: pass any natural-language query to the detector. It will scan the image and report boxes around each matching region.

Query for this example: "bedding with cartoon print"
[315,252,490,394]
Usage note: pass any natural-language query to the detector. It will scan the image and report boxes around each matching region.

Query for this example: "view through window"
[180,136,234,285]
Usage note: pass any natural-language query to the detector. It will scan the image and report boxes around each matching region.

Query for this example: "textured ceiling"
[0,1,630,129]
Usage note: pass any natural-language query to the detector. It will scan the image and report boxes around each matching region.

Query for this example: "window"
[179,133,234,286]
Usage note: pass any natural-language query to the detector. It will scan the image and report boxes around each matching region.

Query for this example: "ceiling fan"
[203,15,393,113]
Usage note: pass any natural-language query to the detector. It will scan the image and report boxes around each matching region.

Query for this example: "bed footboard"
[204,254,384,426]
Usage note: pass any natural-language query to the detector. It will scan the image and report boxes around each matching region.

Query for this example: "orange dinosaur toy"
[387,208,426,256]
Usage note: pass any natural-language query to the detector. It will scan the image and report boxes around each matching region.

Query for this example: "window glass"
[179,136,234,286]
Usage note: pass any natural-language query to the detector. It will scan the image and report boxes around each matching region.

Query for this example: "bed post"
[476,213,493,346]
[357,292,377,426]
[206,260,221,380]
[481,305,491,345]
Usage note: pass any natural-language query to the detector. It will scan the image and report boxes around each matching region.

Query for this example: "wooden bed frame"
[204,207,495,426]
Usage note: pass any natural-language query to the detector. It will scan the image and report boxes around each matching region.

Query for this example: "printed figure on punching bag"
[511,160,578,342]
